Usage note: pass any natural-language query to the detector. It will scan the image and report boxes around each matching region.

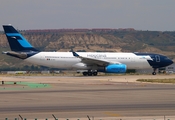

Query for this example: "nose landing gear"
[152,68,157,75]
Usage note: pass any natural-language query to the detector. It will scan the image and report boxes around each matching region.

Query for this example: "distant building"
[165,64,175,73]
[6,71,27,74]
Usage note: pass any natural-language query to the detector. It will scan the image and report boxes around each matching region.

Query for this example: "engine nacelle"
[105,64,127,73]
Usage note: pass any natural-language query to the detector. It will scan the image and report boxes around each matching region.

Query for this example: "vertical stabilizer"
[3,25,38,52]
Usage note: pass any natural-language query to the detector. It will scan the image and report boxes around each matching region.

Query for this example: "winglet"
[72,51,79,57]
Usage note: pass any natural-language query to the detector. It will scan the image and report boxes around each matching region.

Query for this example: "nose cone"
[159,57,173,68]
[167,59,174,66]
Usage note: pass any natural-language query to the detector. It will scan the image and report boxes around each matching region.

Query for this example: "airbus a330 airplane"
[2,25,173,76]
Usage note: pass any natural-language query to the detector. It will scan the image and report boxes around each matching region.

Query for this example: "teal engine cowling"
[105,64,127,73]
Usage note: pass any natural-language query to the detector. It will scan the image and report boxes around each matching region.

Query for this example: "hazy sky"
[0,0,175,31]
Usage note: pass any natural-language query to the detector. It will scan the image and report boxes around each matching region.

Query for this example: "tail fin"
[3,25,38,52]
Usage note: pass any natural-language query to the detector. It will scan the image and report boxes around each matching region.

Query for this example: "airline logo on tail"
[2,25,39,59]
[3,25,38,52]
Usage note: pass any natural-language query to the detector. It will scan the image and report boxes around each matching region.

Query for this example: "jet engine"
[105,64,127,73]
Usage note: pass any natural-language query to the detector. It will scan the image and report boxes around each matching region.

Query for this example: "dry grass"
[137,78,175,83]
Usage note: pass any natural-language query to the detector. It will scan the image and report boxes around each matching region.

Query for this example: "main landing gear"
[82,71,98,76]
[152,68,157,75]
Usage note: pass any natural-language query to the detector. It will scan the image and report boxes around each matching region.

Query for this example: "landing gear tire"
[83,72,88,76]
[152,68,157,75]
[82,71,98,76]
[152,72,156,75]
[93,72,98,76]
[88,72,92,76]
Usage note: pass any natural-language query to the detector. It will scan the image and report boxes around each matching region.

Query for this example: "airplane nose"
[158,57,174,68]
[167,59,173,66]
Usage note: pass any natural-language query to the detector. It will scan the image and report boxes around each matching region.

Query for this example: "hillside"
[0,29,175,70]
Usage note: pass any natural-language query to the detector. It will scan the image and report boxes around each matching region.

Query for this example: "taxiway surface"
[0,75,175,119]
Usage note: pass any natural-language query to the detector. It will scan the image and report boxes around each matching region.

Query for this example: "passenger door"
[155,55,160,62]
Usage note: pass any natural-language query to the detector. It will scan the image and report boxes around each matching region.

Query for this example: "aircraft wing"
[72,52,120,66]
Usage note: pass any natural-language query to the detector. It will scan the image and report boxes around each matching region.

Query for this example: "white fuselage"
[25,52,152,70]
